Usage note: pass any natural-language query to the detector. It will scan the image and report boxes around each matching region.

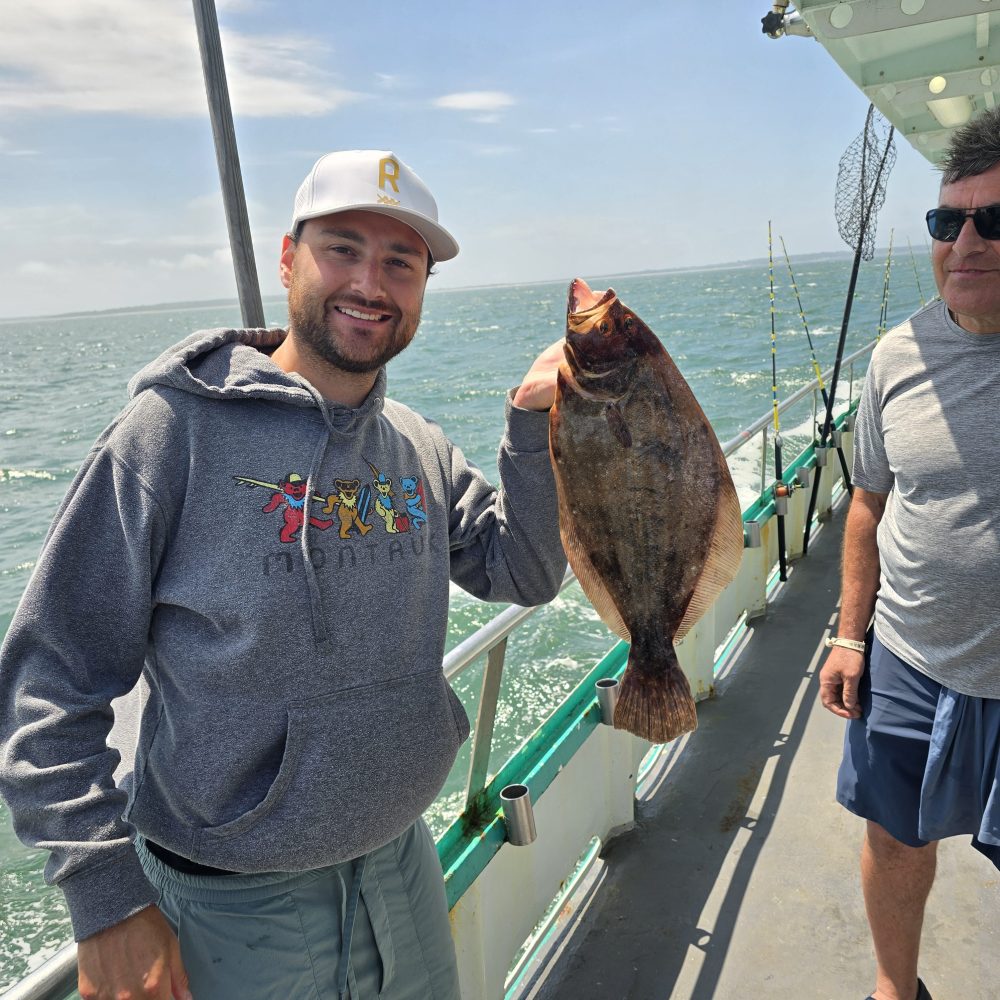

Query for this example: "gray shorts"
[137,819,460,1000]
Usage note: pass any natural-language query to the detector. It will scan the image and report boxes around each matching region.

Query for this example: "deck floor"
[520,506,1000,1000]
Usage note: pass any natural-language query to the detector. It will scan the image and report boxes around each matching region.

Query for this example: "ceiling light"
[927,96,974,128]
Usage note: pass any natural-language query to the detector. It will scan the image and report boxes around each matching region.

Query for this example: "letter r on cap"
[379,157,400,194]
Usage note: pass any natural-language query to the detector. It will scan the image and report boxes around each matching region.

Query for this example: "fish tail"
[613,646,698,743]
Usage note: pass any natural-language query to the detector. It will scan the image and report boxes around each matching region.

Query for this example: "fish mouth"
[563,277,634,383]
[568,278,616,318]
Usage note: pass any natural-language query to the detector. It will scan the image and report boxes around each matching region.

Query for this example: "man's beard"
[287,279,419,375]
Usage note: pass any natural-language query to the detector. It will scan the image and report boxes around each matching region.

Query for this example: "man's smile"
[335,305,391,322]
[947,266,999,278]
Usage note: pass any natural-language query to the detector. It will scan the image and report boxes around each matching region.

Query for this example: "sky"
[0,0,945,319]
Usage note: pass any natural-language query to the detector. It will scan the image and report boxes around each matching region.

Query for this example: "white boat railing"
[2,339,875,1000]
[719,340,872,493]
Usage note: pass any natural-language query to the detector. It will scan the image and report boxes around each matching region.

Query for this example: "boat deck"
[519,507,1000,1000]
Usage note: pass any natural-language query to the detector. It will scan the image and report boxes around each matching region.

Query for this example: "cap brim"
[295,204,459,262]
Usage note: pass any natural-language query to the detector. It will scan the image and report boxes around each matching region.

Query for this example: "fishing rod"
[802,104,896,556]
[877,229,894,342]
[779,235,832,414]
[779,235,854,511]
[768,222,789,582]
[907,237,926,307]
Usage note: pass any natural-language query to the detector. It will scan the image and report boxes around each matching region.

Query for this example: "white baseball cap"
[290,150,459,262]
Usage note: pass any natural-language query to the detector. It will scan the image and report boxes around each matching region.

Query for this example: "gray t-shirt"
[853,300,1000,697]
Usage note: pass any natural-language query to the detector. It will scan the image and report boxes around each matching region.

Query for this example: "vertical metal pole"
[760,426,769,496]
[192,0,266,329]
[465,639,508,810]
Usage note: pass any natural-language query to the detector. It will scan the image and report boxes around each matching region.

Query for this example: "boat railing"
[720,340,871,494]
[3,339,875,1000]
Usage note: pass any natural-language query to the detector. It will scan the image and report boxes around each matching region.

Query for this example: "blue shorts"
[137,819,460,1000]
[837,632,1000,867]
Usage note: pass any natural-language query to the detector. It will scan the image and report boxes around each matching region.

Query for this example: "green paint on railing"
[439,642,629,907]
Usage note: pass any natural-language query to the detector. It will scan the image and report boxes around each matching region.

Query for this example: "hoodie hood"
[127,327,386,434]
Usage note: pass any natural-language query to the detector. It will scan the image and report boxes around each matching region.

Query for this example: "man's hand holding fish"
[513,339,566,411]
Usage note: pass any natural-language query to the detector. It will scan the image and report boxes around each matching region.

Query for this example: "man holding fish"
[0,151,567,999]
[820,108,1000,1000]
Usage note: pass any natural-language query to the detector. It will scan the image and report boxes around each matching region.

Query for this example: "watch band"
[824,636,866,653]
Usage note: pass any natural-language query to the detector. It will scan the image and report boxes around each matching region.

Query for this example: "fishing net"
[834,105,897,260]
[803,104,897,554]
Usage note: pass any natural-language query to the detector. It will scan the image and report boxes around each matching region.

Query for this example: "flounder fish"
[549,279,744,743]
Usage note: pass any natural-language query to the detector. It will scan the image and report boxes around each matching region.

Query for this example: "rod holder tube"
[596,677,620,725]
[774,494,788,516]
[832,429,844,448]
[815,445,829,467]
[744,520,762,548]
[500,784,537,846]
[796,465,812,488]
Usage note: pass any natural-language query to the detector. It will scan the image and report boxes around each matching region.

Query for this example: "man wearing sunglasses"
[820,107,1000,1000]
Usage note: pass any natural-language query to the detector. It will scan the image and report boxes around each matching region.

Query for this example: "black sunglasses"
[925,205,1000,242]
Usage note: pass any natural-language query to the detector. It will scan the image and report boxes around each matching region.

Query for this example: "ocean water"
[0,252,932,986]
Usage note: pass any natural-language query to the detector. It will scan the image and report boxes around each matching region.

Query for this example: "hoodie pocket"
[192,669,467,871]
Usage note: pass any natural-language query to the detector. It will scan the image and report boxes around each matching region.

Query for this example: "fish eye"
[599,322,609,333]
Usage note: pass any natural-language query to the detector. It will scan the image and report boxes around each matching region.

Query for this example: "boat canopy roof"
[773,1,1000,164]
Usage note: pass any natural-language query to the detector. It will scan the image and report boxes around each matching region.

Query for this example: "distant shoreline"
[0,249,865,324]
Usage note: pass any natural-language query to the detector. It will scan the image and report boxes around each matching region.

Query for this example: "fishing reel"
[769,429,804,517]
[772,478,801,517]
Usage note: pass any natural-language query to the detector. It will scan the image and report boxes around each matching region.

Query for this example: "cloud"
[149,248,232,271]
[471,145,517,157]
[0,136,38,155]
[17,261,56,275]
[375,73,407,90]
[0,202,99,233]
[433,91,516,113]
[0,1,362,118]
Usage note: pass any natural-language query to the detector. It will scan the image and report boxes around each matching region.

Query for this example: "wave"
[0,469,56,482]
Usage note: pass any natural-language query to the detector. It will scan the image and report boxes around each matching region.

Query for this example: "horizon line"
[0,247,876,325]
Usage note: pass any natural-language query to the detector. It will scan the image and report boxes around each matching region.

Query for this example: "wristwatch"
[824,636,866,653]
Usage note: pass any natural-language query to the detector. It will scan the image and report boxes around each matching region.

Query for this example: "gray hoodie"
[0,328,566,941]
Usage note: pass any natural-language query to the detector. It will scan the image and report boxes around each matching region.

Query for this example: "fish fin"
[560,524,631,642]
[613,656,698,744]
[674,471,744,643]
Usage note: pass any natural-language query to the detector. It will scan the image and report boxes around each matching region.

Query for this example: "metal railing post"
[464,639,508,810]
